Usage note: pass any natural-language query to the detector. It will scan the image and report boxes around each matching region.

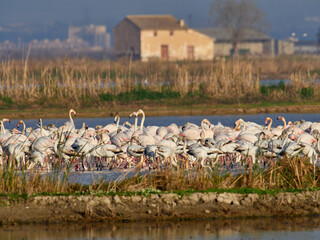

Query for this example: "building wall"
[275,40,294,55]
[140,29,214,61]
[214,41,274,56]
[113,19,141,58]
[263,39,275,56]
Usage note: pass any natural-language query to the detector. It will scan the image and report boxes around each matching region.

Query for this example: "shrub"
[300,87,314,99]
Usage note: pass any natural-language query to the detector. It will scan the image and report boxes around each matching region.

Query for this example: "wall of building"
[275,40,294,55]
[113,19,141,58]
[214,41,274,56]
[140,29,214,61]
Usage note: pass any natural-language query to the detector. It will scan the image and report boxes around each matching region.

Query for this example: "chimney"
[179,19,185,27]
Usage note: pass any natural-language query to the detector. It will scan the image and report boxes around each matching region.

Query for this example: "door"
[187,45,194,60]
[161,45,168,60]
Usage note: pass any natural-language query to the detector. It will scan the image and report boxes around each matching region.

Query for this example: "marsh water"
[4,113,320,239]
[7,112,320,131]
[1,216,320,240]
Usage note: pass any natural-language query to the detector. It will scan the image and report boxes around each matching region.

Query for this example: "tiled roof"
[126,15,187,30]
[196,28,272,42]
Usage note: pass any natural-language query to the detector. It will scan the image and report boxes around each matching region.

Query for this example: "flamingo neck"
[40,119,43,137]
[22,121,26,135]
[99,132,104,144]
[281,118,287,130]
[69,111,74,126]
[114,115,120,128]
[201,120,205,130]
[140,112,145,131]
[267,119,272,131]
[201,120,206,136]
[134,117,138,132]
[0,121,3,134]
[183,138,187,154]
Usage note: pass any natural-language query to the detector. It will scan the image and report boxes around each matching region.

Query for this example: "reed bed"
[0,156,319,197]
[111,156,320,193]
[0,56,319,108]
[0,163,72,196]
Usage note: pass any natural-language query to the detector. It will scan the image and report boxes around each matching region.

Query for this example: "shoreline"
[2,104,320,119]
[1,191,320,225]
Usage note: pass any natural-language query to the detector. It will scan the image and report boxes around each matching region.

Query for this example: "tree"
[210,0,269,56]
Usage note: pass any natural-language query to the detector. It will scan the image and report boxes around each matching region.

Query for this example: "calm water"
[4,114,320,239]
[6,113,320,130]
[1,216,320,240]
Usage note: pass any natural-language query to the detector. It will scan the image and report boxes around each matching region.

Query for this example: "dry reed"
[0,156,319,196]
[0,56,319,108]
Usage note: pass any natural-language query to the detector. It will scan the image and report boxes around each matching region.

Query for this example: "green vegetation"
[99,86,180,102]
[0,156,319,199]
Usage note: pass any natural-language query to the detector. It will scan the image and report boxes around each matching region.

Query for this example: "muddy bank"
[2,104,320,119]
[1,191,320,225]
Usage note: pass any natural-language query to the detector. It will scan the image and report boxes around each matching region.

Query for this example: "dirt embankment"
[3,104,320,120]
[1,191,320,225]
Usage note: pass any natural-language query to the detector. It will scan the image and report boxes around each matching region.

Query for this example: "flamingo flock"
[0,109,319,172]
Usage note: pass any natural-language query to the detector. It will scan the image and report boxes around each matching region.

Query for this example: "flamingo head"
[95,125,103,130]
[17,120,23,128]
[129,112,137,118]
[12,128,20,134]
[265,117,271,125]
[234,118,244,130]
[137,109,144,115]
[70,109,77,116]
[203,119,211,127]
[277,116,283,120]
[2,118,10,123]
[114,114,120,123]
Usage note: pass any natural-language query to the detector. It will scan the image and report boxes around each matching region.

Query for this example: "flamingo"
[0,118,10,134]
[62,109,77,133]
[200,119,214,139]
[179,122,201,141]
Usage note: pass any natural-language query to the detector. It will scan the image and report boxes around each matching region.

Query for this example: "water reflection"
[1,216,320,240]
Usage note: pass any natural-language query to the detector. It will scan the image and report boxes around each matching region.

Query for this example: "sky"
[1,0,320,40]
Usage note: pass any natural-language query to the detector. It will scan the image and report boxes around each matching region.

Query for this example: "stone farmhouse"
[113,15,214,61]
